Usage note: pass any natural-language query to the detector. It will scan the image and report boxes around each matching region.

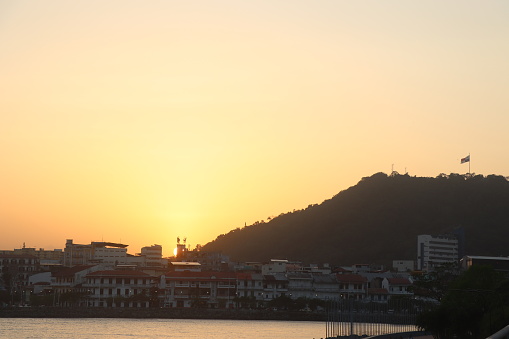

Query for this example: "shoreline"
[0,307,327,321]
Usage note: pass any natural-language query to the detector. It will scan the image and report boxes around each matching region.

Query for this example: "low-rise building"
[262,259,288,275]
[262,274,288,300]
[382,277,413,298]
[367,288,389,302]
[236,273,264,304]
[84,270,154,307]
[313,275,339,300]
[159,271,238,308]
[460,255,509,273]
[393,260,415,272]
[336,274,368,300]
[287,272,314,299]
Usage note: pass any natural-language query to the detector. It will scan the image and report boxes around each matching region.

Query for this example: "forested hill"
[202,172,509,266]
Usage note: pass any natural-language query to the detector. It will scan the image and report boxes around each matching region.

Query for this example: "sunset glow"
[1,1,508,256]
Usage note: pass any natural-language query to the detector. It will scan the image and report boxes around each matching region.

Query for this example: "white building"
[382,277,413,298]
[417,234,459,271]
[337,274,368,300]
[63,240,129,266]
[261,259,288,275]
[94,246,128,264]
[159,271,238,308]
[139,245,164,267]
[393,260,414,272]
[84,270,153,307]
[287,273,314,299]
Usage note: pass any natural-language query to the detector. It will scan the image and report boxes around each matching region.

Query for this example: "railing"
[325,298,420,338]
[217,284,235,288]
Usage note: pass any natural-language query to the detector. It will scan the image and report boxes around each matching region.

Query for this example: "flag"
[461,155,470,164]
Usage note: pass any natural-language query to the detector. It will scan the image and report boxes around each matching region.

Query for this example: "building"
[262,274,288,300]
[367,288,389,303]
[382,277,413,298]
[63,239,129,266]
[52,265,105,306]
[84,270,154,307]
[0,254,40,287]
[417,234,459,271]
[313,275,339,300]
[336,274,368,300]
[169,262,202,272]
[28,272,52,295]
[287,272,314,299]
[261,259,288,275]
[393,260,415,272]
[139,244,163,267]
[159,271,238,308]
[460,255,509,273]
[0,244,64,264]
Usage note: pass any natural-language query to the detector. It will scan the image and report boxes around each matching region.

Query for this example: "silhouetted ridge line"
[202,172,509,266]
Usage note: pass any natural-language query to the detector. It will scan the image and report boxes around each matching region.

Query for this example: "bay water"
[0,318,326,339]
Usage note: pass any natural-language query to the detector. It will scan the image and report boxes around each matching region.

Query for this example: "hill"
[202,172,509,266]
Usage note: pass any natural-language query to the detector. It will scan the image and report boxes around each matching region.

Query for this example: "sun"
[173,247,178,257]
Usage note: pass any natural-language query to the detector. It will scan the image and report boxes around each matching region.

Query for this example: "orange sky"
[1,1,508,256]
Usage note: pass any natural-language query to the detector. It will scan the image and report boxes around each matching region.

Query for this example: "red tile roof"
[336,274,367,283]
[87,270,152,277]
[387,277,412,285]
[163,271,239,280]
[53,265,95,277]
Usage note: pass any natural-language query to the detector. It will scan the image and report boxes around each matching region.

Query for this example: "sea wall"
[0,307,327,321]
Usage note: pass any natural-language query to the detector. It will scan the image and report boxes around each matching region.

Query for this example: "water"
[0,318,325,339]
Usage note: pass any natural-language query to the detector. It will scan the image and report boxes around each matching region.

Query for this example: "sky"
[1,1,508,257]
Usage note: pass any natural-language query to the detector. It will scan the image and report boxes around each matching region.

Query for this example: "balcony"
[217,284,236,289]
[175,294,190,299]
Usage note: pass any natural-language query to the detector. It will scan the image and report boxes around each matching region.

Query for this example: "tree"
[412,262,461,302]
[417,265,509,339]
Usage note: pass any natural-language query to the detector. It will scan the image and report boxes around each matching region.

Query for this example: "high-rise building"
[417,234,459,271]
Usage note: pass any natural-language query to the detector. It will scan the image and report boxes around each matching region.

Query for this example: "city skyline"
[1,1,508,256]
